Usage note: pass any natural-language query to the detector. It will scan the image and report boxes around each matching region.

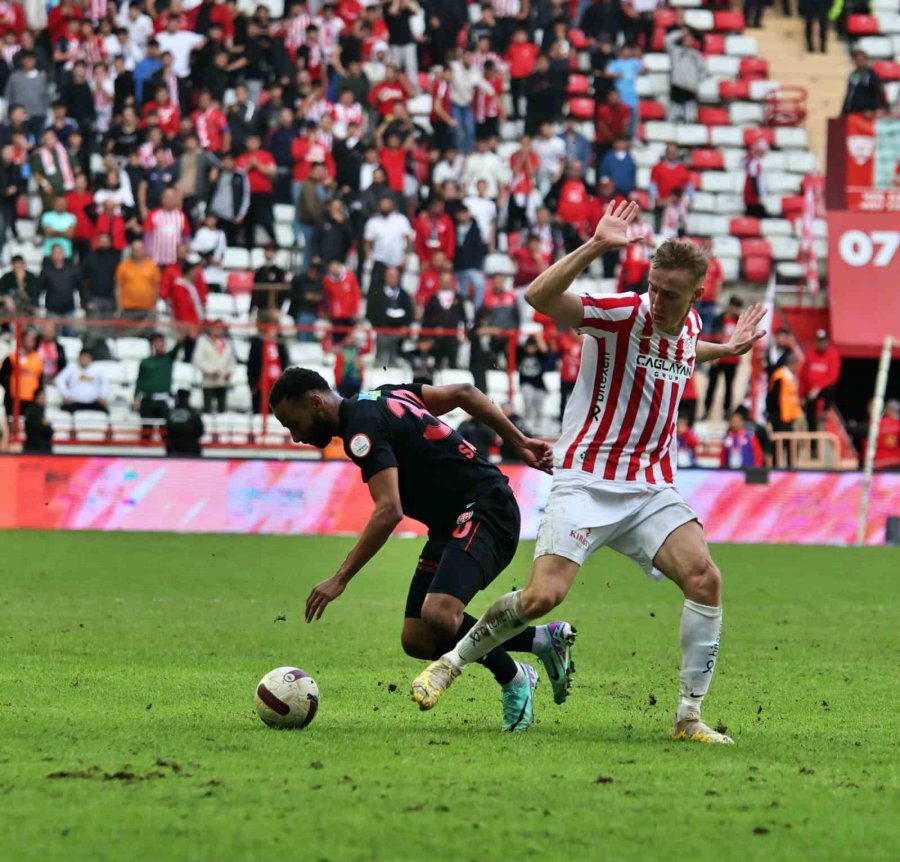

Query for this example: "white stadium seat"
[207,293,236,320]
[700,172,742,194]
[111,339,148,364]
[766,172,803,194]
[636,167,651,189]
[714,194,745,215]
[274,204,294,224]
[760,151,788,171]
[722,148,747,171]
[787,151,818,174]
[223,247,251,270]
[854,36,893,58]
[636,74,670,98]
[770,236,800,260]
[729,102,765,125]
[643,121,677,143]
[760,219,794,237]
[675,124,709,146]
[685,213,729,236]
[725,35,758,57]
[643,53,671,73]
[710,126,745,147]
[774,127,809,149]
[705,56,741,78]
[712,236,741,258]
[690,192,717,213]
[684,9,713,29]
[720,257,740,282]
[749,79,781,101]
[697,78,720,103]
[407,94,432,115]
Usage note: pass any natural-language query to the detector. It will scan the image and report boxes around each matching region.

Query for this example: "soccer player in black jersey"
[269,367,576,731]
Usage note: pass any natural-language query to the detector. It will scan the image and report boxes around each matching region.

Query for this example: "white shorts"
[534,471,700,578]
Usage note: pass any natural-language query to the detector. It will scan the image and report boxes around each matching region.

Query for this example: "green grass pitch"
[1,530,898,862]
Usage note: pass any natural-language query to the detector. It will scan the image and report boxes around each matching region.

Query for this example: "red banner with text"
[827,210,900,356]
[845,114,900,211]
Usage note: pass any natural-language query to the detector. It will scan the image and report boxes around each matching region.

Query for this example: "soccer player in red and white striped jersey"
[412,201,766,745]
[144,189,191,266]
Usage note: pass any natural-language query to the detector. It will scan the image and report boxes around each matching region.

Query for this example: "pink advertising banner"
[1,456,898,545]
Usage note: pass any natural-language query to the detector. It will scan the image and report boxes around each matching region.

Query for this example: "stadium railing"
[770,432,843,470]
[0,314,523,451]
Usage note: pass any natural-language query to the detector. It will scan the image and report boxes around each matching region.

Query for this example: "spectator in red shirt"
[94,199,127,251]
[291,122,337,185]
[505,26,539,120]
[142,86,181,138]
[414,197,455,266]
[235,134,277,248]
[322,260,362,344]
[191,90,230,154]
[873,400,900,470]
[595,89,630,165]
[168,257,209,332]
[553,161,593,253]
[691,236,721,334]
[378,129,408,194]
[800,329,842,433]
[556,326,582,420]
[368,64,413,119]
[512,234,545,288]
[66,172,95,260]
[415,249,449,318]
[649,143,693,230]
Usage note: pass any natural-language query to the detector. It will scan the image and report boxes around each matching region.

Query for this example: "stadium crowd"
[0,0,890,463]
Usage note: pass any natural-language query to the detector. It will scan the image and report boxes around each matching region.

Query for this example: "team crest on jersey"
[349,433,372,457]
[358,391,381,401]
[456,510,474,526]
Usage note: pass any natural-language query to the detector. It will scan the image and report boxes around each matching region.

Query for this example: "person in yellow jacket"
[1,329,43,417]
[768,350,804,433]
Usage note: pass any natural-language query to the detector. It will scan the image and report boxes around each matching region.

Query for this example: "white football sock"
[531,625,550,653]
[501,663,526,690]
[677,599,722,720]
[446,590,530,670]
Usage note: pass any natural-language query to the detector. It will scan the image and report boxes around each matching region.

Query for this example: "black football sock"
[456,614,518,686]
[461,612,536,654]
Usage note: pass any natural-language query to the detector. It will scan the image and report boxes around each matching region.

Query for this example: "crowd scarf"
[40,142,75,190]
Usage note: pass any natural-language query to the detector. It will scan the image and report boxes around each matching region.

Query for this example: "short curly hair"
[651,239,710,288]
[268,367,331,410]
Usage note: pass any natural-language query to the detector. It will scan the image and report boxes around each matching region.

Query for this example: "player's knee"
[420,597,463,642]
[521,583,563,619]
[682,557,721,605]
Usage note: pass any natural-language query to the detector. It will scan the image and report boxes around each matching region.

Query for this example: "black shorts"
[404,483,521,619]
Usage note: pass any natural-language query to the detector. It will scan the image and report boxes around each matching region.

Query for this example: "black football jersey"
[338,383,508,532]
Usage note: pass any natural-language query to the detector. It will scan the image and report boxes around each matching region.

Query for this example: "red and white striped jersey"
[145,208,190,265]
[555,292,701,486]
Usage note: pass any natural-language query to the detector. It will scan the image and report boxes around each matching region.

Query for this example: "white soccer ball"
[255,666,320,729]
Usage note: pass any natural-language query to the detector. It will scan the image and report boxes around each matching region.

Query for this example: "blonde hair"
[651,239,710,288]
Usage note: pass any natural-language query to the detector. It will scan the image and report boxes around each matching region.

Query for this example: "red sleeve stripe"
[582,294,641,309]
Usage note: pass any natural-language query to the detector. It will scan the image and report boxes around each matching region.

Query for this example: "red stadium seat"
[655,8,677,29]
[873,60,900,81]
[568,28,590,50]
[651,27,666,52]
[743,256,772,282]
[227,271,254,295]
[741,238,772,258]
[744,127,774,148]
[780,195,805,218]
[739,57,769,80]
[567,97,594,120]
[566,73,590,95]
[691,148,725,170]
[713,11,745,32]
[718,79,750,100]
[730,217,761,237]
[687,170,703,189]
[16,196,28,218]
[639,99,667,120]
[703,33,725,55]
[699,106,730,126]
[846,14,880,36]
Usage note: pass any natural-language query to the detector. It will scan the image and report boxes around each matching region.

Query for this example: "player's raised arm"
[523,200,641,328]
[420,383,553,474]
[695,303,767,364]
[305,467,403,622]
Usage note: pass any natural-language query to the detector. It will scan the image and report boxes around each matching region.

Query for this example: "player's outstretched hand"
[727,302,767,356]
[517,437,554,475]
[305,575,346,623]
[592,199,641,251]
